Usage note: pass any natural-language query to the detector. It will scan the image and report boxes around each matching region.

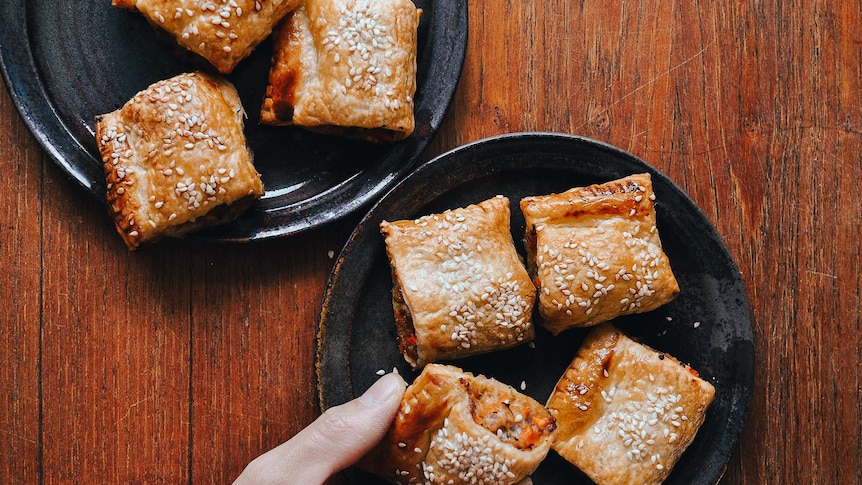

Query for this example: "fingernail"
[359,373,405,407]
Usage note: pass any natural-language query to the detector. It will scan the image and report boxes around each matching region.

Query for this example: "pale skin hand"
[232,372,533,485]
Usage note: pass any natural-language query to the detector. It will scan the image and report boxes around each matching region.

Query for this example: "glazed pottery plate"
[316,133,754,484]
[0,0,467,240]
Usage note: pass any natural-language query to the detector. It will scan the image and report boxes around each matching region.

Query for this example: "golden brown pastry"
[520,174,680,334]
[260,0,421,142]
[112,0,302,73]
[380,197,536,369]
[546,324,715,485]
[95,71,264,250]
[361,364,557,484]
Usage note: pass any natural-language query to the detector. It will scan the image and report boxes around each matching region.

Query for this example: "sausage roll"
[380,197,536,369]
[520,174,680,334]
[361,364,557,484]
[546,324,715,485]
[260,0,421,143]
[112,0,302,73]
[95,71,264,250]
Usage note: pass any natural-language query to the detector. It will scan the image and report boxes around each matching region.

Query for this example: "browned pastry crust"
[361,364,557,484]
[260,0,421,143]
[546,324,715,485]
[112,0,302,73]
[380,197,536,369]
[95,71,264,250]
[520,173,680,334]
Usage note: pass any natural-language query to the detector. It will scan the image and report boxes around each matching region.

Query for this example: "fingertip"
[358,372,407,408]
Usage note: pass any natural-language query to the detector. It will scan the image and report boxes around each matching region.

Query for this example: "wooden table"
[2,1,860,483]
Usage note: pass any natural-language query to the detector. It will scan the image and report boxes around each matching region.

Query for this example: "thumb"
[234,373,406,485]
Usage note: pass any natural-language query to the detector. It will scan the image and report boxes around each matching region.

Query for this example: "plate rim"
[0,0,469,241]
[315,131,755,484]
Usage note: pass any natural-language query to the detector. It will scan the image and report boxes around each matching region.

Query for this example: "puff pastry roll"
[520,173,680,334]
[260,0,421,143]
[546,324,715,485]
[380,197,536,369]
[96,71,264,250]
[112,0,302,73]
[361,364,556,484]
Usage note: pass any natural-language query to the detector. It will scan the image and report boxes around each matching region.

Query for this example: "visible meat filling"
[463,379,556,450]
[391,269,418,365]
[524,224,539,279]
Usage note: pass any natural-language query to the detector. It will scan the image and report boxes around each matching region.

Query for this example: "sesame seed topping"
[324,0,407,110]
[411,208,533,352]
[422,427,516,484]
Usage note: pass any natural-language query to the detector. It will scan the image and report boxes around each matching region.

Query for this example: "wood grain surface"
[2,0,861,483]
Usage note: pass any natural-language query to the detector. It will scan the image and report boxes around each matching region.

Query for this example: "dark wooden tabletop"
[3,1,861,483]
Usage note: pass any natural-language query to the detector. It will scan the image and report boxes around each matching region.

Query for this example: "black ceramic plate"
[0,1,466,240]
[317,133,754,484]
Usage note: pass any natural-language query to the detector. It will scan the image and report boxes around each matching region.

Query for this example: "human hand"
[232,372,534,485]
[233,372,406,485]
